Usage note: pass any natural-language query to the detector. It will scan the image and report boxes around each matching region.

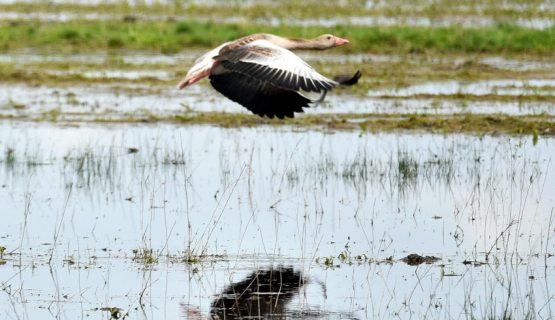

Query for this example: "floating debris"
[402,254,441,266]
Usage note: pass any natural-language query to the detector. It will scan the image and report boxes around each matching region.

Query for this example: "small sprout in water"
[64,256,76,265]
[99,307,123,319]
[0,246,6,265]
[532,129,539,146]
[338,250,349,262]
[132,248,158,264]
[4,148,15,167]
[183,252,202,264]
[316,256,335,267]
[180,102,194,113]
[354,254,368,263]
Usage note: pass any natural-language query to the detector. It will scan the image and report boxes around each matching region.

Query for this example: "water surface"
[0,122,553,319]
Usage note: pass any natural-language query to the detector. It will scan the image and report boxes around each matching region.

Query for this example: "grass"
[1,20,554,55]
[132,248,158,264]
[172,112,555,136]
[1,111,552,136]
[398,151,419,182]
[0,245,6,265]
[3,148,15,168]
[3,54,555,93]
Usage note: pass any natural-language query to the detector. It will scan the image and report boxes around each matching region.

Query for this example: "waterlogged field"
[0,1,554,319]
[0,123,553,319]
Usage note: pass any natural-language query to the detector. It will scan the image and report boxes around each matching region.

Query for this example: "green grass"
[5,111,552,136]
[1,20,554,55]
[153,112,555,136]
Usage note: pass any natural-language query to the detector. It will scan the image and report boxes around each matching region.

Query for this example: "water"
[1,10,554,29]
[1,0,554,318]
[1,82,554,119]
[369,79,555,97]
[2,51,554,118]
[0,121,553,319]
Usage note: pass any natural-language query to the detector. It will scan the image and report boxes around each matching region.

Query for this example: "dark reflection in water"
[210,267,304,319]
[182,267,357,319]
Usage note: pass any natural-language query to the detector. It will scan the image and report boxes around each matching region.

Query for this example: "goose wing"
[209,71,325,119]
[214,39,337,92]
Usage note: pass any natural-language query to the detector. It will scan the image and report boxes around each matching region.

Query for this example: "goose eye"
[326,36,332,40]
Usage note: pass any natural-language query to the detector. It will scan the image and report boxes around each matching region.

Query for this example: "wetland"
[0,1,554,319]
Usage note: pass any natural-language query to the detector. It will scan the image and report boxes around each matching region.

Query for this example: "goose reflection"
[210,267,304,319]
[182,267,305,319]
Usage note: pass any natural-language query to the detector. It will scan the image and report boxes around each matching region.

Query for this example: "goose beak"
[335,37,349,46]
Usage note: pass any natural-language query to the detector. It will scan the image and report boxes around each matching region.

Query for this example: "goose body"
[178,33,361,118]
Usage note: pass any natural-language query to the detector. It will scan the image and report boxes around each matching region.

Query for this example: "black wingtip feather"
[210,72,314,119]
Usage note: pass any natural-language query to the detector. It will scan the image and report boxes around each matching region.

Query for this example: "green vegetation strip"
[3,112,553,136]
[174,113,554,136]
[1,20,554,54]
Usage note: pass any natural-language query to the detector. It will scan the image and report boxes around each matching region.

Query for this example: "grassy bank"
[174,112,554,136]
[3,112,552,136]
[1,20,554,55]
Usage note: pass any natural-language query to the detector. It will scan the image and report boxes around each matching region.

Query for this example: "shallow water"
[370,79,555,97]
[1,10,554,29]
[0,122,553,319]
[1,1,554,318]
[2,51,554,118]
[3,52,553,71]
[0,51,385,66]
[2,82,554,120]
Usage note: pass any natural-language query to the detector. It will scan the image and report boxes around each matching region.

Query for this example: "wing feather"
[215,39,337,92]
[209,72,322,118]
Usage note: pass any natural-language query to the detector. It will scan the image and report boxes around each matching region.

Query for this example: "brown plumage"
[178,33,361,118]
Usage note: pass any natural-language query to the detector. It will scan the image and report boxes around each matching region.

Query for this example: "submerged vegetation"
[132,248,158,264]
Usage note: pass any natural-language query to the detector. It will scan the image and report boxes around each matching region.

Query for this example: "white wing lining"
[216,39,337,92]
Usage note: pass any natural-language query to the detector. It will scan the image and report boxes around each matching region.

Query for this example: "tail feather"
[333,70,361,86]
[177,67,212,89]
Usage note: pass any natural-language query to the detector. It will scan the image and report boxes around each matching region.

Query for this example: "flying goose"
[178,33,361,118]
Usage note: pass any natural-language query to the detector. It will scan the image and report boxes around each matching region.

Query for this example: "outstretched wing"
[214,39,337,92]
[209,72,325,119]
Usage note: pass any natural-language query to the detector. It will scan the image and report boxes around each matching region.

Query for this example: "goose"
[178,33,361,118]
